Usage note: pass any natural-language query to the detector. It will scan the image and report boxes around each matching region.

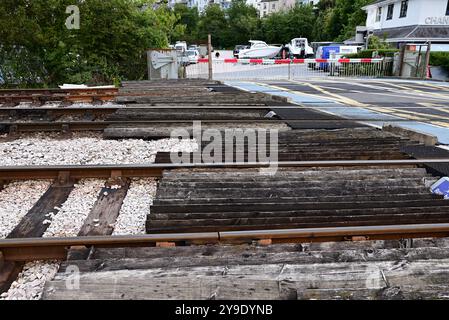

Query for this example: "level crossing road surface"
[227,79,449,144]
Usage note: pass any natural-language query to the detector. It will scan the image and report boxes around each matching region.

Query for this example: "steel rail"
[4,105,449,110]
[0,120,436,134]
[0,160,449,180]
[2,223,449,261]
[220,223,449,242]
[0,119,430,126]
[0,88,119,104]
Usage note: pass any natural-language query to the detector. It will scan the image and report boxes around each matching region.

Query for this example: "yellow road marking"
[431,121,449,128]
[408,82,449,92]
[257,81,449,127]
[372,81,449,100]
[289,80,368,107]
[418,102,449,116]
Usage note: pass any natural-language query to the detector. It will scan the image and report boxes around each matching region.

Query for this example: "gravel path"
[113,178,157,235]
[0,133,198,166]
[0,180,51,239]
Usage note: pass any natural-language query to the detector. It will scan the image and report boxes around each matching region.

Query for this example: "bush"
[0,0,178,88]
[344,49,399,59]
[430,52,449,72]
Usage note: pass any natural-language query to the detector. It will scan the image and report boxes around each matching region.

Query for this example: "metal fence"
[186,58,394,81]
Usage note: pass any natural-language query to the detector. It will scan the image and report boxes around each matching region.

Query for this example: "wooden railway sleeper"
[107,170,127,187]
[56,171,74,187]
[8,124,17,136]
[61,124,71,135]
[345,236,370,242]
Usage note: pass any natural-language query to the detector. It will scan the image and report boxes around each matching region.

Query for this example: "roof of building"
[362,0,396,9]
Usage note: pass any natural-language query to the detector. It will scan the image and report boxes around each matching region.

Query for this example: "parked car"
[185,50,200,64]
[175,41,187,52]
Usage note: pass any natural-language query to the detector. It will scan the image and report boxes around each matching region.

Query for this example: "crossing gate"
[186,58,394,80]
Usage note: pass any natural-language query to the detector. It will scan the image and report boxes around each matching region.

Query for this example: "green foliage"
[344,49,399,59]
[261,4,316,45]
[0,0,179,87]
[227,0,259,46]
[197,4,229,48]
[368,35,392,50]
[173,0,371,49]
[1,0,381,87]
[430,52,449,72]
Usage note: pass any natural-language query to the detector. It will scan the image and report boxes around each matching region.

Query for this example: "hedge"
[344,49,399,59]
[430,52,449,72]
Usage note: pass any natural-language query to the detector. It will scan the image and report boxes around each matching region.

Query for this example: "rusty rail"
[0,87,118,103]
[2,223,449,261]
[1,160,449,180]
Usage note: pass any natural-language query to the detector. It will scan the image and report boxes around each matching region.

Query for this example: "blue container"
[320,46,341,70]
[430,177,449,199]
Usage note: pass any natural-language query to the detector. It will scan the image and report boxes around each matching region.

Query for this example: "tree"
[173,4,199,43]
[197,4,229,48]
[0,0,180,86]
[226,0,259,46]
[260,4,316,45]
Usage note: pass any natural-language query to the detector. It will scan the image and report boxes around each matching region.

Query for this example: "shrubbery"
[345,49,399,59]
[430,52,449,72]
[0,0,179,87]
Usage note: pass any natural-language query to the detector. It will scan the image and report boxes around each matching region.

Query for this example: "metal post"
[398,43,406,77]
[423,41,432,79]
[208,34,213,80]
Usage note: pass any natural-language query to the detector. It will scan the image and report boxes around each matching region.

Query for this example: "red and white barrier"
[187,57,393,80]
[197,58,383,65]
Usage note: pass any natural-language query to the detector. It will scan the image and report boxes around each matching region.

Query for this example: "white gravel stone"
[1,179,105,300]
[43,179,104,238]
[0,261,59,300]
[113,178,157,235]
[0,180,51,239]
[0,133,198,166]
[0,132,197,299]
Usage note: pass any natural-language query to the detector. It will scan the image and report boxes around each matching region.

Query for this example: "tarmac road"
[227,79,449,144]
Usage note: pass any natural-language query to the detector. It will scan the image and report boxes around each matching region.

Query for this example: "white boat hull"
[238,47,281,59]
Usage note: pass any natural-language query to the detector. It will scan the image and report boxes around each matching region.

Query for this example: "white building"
[297,0,320,6]
[167,0,231,13]
[362,0,449,49]
[258,0,296,17]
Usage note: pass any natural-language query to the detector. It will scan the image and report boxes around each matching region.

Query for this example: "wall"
[366,0,449,30]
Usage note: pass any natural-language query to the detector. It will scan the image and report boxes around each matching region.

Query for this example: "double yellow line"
[260,80,449,128]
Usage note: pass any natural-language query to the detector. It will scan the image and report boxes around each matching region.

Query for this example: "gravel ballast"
[113,178,157,235]
[1,178,160,299]
[0,180,51,239]
[43,179,105,238]
[1,179,105,300]
[0,133,198,166]
[0,133,200,300]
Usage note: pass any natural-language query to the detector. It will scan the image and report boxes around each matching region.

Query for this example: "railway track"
[2,79,449,300]
[0,87,118,105]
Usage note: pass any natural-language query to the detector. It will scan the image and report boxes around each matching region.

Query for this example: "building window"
[400,0,408,18]
[375,7,382,22]
[386,4,394,20]
[272,3,275,9]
